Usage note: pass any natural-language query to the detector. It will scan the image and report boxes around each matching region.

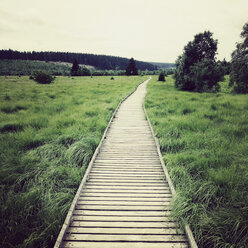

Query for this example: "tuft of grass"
[0,75,144,248]
[0,123,24,133]
[145,75,248,248]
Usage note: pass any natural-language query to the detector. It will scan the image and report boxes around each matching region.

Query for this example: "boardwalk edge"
[54,77,149,248]
[142,77,198,248]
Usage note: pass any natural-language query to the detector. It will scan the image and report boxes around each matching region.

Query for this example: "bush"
[189,59,222,92]
[158,72,165,82]
[80,67,91,76]
[33,71,55,84]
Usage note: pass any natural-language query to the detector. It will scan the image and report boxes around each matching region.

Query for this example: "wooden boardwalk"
[55,78,197,248]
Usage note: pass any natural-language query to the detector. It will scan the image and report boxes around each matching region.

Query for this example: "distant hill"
[149,62,175,69]
[0,49,157,71]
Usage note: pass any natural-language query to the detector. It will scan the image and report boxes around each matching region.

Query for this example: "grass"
[145,75,248,248]
[0,75,144,248]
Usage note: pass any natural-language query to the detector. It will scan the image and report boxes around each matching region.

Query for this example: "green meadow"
[145,76,248,248]
[0,75,143,248]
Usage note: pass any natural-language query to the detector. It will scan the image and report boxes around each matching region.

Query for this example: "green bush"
[80,67,91,76]
[33,71,55,84]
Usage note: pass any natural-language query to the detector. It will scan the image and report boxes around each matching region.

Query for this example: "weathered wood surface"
[55,78,194,248]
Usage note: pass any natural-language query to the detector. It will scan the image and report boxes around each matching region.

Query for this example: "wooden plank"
[91,167,163,171]
[67,227,184,235]
[97,152,157,154]
[92,165,162,168]
[85,182,167,186]
[95,160,160,163]
[73,210,171,216]
[88,176,164,179]
[78,198,171,202]
[90,171,163,174]
[82,189,171,193]
[62,241,188,248]
[80,193,171,197]
[72,216,171,222]
[91,170,163,174]
[88,177,165,180]
[84,185,170,190]
[70,221,178,228]
[84,185,169,189]
[75,205,168,211]
[63,233,187,242]
[77,201,170,206]
[87,179,165,183]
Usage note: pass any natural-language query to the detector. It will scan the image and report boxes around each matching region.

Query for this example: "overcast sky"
[0,0,247,63]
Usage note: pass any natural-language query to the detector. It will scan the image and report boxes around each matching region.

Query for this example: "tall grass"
[0,75,144,248]
[145,75,248,248]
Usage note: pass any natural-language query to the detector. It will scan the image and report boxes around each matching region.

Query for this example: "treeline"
[0,59,164,76]
[150,62,175,69]
[0,49,157,71]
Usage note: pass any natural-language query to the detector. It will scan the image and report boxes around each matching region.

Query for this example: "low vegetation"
[0,75,144,248]
[145,75,248,248]
[32,71,55,84]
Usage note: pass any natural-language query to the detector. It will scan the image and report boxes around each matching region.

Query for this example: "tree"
[230,22,248,93]
[174,31,223,92]
[71,59,80,76]
[125,58,138,75]
[158,72,165,81]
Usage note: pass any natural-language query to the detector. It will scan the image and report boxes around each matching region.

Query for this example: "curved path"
[55,78,191,248]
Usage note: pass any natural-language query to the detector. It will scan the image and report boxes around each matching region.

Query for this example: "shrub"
[158,72,165,82]
[189,59,222,92]
[80,67,91,76]
[33,71,55,84]
[110,76,114,80]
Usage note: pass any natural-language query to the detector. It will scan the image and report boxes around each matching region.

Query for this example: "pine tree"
[71,59,80,76]
[158,72,165,81]
[125,58,138,75]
